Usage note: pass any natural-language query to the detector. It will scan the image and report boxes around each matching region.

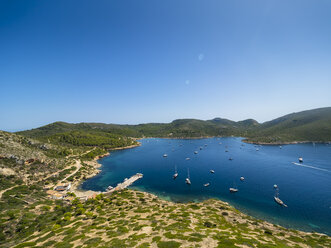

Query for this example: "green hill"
[17,107,331,143]
[245,107,331,143]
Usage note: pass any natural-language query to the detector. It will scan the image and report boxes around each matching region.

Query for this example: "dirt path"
[0,185,16,199]
[60,160,81,183]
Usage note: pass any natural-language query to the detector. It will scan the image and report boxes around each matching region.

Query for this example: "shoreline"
[69,142,142,198]
[140,136,331,145]
[242,139,331,145]
[68,138,330,237]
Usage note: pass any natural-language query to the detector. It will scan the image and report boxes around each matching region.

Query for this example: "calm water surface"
[82,138,331,235]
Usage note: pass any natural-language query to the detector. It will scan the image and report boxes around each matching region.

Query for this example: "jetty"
[105,173,143,194]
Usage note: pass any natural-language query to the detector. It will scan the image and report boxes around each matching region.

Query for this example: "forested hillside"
[17,107,331,143]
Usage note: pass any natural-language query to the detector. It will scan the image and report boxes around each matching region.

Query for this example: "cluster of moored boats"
[163,142,296,208]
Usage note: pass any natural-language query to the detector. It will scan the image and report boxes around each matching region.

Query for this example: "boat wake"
[292,162,330,172]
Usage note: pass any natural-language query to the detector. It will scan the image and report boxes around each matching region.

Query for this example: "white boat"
[194,151,198,154]
[256,148,259,151]
[229,188,238,193]
[274,189,287,207]
[185,157,190,160]
[203,183,210,187]
[163,154,168,158]
[240,177,244,181]
[210,170,215,174]
[274,184,278,188]
[299,157,303,163]
[229,181,238,193]
[173,165,178,179]
[185,168,191,185]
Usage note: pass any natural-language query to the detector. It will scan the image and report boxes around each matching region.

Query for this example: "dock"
[105,173,143,194]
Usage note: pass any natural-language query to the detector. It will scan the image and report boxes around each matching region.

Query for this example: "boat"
[194,151,198,154]
[203,183,210,187]
[185,157,190,160]
[229,157,233,160]
[173,165,178,179]
[163,154,168,158]
[299,157,303,163]
[185,168,191,185]
[225,150,229,152]
[274,184,278,188]
[229,181,238,193]
[256,148,259,151]
[240,177,244,181]
[274,189,287,207]
[219,142,222,145]
[199,147,203,150]
[279,146,282,149]
[204,144,207,147]
[229,188,238,193]
[210,170,215,174]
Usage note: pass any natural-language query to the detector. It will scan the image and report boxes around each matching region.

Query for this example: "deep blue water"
[82,138,331,235]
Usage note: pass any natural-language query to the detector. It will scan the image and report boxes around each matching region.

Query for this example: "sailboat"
[173,165,178,179]
[274,188,287,207]
[185,168,191,185]
[229,181,238,193]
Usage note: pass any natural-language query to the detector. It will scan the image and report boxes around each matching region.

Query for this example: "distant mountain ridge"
[16,107,331,144]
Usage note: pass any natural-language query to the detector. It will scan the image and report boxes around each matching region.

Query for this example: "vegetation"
[18,107,331,143]
[0,189,330,247]
[1,108,331,247]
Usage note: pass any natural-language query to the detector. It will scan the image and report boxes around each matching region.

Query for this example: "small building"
[54,183,71,191]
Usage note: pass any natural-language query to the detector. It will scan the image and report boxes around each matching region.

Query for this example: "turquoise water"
[82,138,331,235]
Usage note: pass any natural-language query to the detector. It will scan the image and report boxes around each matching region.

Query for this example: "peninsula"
[1,107,331,247]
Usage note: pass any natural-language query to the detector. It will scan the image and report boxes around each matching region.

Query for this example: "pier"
[105,173,143,194]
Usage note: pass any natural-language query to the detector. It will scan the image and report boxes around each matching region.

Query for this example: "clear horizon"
[1,0,331,131]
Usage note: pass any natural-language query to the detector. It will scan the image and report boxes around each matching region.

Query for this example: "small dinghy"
[173,165,178,179]
[203,183,210,187]
[185,168,191,185]
[163,154,168,158]
[210,170,215,174]
[229,181,238,193]
[240,177,245,181]
[229,188,238,193]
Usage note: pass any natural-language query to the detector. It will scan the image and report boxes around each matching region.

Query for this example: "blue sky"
[1,0,330,131]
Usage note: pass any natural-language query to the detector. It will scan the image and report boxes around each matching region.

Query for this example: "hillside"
[1,131,330,247]
[245,107,331,143]
[17,107,331,143]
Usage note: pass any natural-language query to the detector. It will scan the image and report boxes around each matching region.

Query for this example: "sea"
[81,137,331,235]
